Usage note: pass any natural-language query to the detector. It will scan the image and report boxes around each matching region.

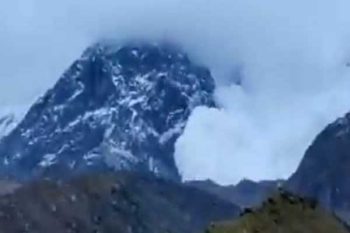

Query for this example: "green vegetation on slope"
[208,190,350,233]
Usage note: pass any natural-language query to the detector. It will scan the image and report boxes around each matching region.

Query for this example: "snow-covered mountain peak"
[0,43,215,181]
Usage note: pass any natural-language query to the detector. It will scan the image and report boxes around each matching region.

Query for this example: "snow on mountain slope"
[0,42,215,181]
[0,107,26,139]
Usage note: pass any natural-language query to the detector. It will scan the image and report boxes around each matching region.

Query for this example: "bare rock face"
[0,43,215,181]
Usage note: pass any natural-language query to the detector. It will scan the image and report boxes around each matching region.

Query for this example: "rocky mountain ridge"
[0,42,215,181]
[288,112,350,223]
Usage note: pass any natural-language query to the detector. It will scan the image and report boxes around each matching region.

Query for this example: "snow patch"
[159,122,185,144]
[83,152,100,161]
[0,106,27,139]
[39,154,57,167]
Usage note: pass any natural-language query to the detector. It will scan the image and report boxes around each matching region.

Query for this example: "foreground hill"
[0,172,239,233]
[207,191,349,233]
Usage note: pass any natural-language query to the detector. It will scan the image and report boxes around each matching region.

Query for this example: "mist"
[2,0,350,184]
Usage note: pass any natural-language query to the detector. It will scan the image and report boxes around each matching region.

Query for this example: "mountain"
[0,42,215,181]
[207,190,350,233]
[0,172,239,233]
[288,112,350,222]
[188,179,281,208]
[0,107,26,140]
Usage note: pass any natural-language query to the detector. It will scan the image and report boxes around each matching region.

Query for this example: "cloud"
[2,0,350,184]
[175,0,350,184]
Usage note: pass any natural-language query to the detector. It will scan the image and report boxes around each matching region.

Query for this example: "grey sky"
[2,0,350,184]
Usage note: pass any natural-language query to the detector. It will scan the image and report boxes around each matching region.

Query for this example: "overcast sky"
[2,0,350,184]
